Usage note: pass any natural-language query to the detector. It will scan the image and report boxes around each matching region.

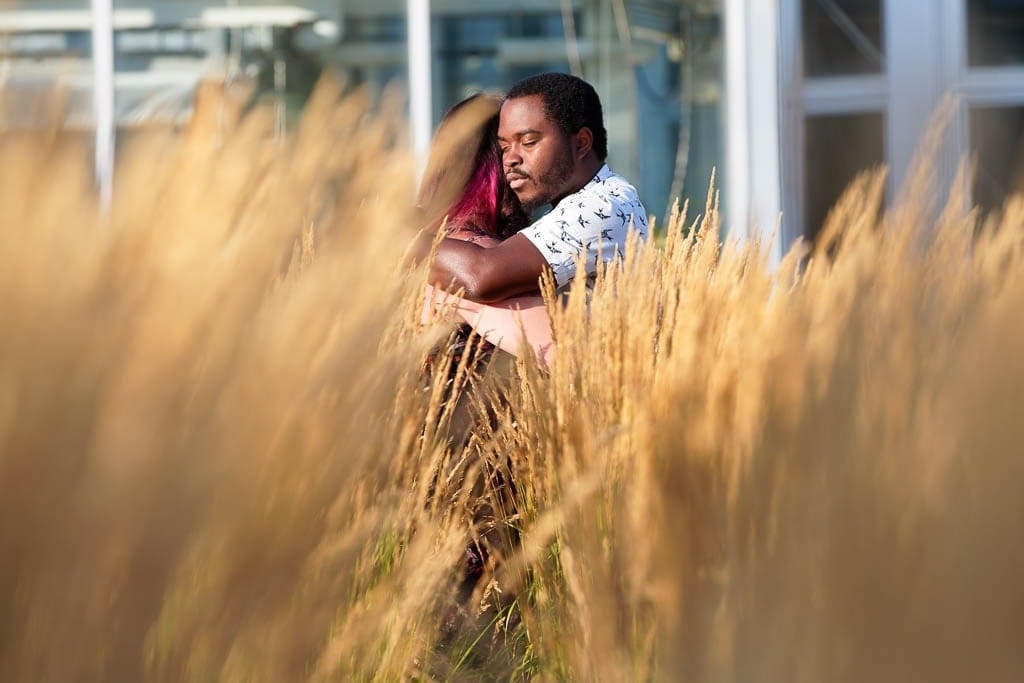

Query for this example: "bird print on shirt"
[521,167,647,288]
[544,239,566,255]
[559,228,585,251]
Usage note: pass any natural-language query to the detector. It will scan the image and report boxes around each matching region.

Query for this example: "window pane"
[802,0,885,77]
[967,0,1024,67]
[969,106,1024,213]
[424,3,726,222]
[804,112,885,239]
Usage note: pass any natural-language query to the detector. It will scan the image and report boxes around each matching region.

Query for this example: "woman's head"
[417,94,528,238]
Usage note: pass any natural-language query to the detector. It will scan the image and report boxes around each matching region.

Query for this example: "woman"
[415,94,550,636]
[417,93,554,370]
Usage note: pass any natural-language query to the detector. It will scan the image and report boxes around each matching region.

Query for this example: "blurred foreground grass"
[1,79,1023,682]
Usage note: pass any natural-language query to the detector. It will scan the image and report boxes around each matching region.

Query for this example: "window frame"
[779,0,1024,244]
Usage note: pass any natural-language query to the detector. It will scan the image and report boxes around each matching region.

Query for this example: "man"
[425,74,650,633]
[427,72,648,303]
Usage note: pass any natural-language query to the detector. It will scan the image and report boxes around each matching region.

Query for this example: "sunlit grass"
[1,78,1023,682]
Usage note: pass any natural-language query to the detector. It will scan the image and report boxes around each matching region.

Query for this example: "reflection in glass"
[967,0,1024,67]
[422,4,727,222]
[432,14,570,122]
[803,112,885,239]
[970,106,1024,213]
[802,0,884,77]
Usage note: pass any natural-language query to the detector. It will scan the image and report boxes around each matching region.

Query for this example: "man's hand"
[429,233,550,303]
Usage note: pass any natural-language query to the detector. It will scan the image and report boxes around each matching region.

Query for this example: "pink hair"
[445,154,501,236]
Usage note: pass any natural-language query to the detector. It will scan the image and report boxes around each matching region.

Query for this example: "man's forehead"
[499,95,551,130]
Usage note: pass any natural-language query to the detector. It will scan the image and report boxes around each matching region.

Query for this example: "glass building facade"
[0,1,727,226]
[308,1,727,224]
[3,1,1024,253]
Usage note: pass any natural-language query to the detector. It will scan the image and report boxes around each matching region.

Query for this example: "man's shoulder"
[530,165,646,234]
[591,167,648,235]
[581,166,643,209]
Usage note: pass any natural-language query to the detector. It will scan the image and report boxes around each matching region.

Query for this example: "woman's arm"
[422,227,555,368]
[423,285,554,369]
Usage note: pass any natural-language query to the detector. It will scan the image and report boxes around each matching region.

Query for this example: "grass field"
[1,80,1023,682]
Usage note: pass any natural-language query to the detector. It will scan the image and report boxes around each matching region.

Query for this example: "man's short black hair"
[506,72,608,161]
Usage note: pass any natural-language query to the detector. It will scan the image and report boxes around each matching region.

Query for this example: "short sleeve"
[520,196,630,289]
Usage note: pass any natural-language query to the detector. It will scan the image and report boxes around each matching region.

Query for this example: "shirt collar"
[549,164,613,210]
[585,164,613,189]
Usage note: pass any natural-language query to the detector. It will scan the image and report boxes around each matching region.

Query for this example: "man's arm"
[428,233,550,304]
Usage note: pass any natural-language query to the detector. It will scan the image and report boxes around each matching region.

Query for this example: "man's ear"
[574,127,594,160]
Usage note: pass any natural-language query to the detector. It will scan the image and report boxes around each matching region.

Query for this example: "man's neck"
[550,156,605,208]
[577,157,604,183]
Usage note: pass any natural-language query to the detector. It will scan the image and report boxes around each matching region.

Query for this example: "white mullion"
[91,0,115,210]
[957,67,1024,104]
[724,0,783,263]
[885,0,943,197]
[941,0,967,79]
[778,0,804,243]
[940,0,970,207]
[407,0,433,175]
[803,75,888,115]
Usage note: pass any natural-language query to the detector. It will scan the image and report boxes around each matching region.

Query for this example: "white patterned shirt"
[520,164,648,291]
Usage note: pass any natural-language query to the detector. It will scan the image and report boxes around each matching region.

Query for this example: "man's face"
[497,95,576,210]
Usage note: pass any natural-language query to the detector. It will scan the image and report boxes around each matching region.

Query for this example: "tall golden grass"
[1,78,1023,682]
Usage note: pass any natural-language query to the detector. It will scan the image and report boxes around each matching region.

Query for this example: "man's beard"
[521,147,576,211]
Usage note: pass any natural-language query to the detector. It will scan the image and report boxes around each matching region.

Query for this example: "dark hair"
[506,72,608,161]
[417,94,528,238]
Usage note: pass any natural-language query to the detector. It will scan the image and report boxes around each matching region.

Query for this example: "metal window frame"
[780,0,1024,241]
[780,0,895,243]
[943,0,1024,207]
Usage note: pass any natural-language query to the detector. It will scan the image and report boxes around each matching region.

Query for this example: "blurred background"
[1,1,1022,257]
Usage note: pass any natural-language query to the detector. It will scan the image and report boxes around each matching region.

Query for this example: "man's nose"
[503,145,522,168]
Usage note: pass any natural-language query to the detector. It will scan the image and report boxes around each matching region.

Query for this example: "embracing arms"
[422,285,555,368]
[426,233,551,304]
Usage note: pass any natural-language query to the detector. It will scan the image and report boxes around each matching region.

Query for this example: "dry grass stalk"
[0,77,1023,682]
